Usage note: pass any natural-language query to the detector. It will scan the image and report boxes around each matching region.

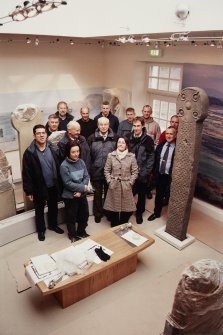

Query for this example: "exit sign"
[149,49,162,57]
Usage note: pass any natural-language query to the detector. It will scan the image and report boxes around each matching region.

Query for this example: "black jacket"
[127,128,154,183]
[94,112,119,134]
[22,140,62,201]
[57,132,91,171]
[77,118,97,140]
[55,111,74,131]
[88,128,118,181]
[154,140,175,179]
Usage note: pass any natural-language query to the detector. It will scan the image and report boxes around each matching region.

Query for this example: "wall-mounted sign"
[149,49,162,57]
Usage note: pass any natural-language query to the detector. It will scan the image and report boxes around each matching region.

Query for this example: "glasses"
[35,131,46,135]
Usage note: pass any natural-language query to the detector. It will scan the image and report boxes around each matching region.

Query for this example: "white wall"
[1,41,223,182]
[0,42,105,181]
[104,44,223,111]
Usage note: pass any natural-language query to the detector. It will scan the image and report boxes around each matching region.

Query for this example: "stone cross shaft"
[165,87,209,241]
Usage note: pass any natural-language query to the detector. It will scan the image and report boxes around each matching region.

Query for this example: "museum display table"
[25,225,155,308]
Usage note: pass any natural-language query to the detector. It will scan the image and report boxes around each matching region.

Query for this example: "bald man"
[58,120,90,170]
[77,107,97,140]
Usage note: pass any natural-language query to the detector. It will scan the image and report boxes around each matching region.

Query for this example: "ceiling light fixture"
[141,36,150,43]
[127,36,136,43]
[116,36,127,44]
[34,37,39,46]
[0,1,67,26]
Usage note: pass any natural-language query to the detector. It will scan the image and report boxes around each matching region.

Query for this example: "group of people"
[22,99,179,241]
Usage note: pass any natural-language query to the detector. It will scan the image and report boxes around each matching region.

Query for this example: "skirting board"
[0,196,93,247]
[192,198,222,223]
[155,225,195,250]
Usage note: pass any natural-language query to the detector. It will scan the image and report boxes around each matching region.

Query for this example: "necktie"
[160,144,170,174]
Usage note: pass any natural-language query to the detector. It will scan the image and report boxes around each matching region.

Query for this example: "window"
[147,63,183,131]
[148,64,182,94]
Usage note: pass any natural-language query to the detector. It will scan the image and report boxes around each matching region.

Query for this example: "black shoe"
[77,231,90,238]
[146,191,153,199]
[48,226,64,234]
[136,215,143,224]
[147,213,160,221]
[95,216,102,223]
[38,232,45,241]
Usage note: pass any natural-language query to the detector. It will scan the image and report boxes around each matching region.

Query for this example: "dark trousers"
[107,211,132,227]
[34,186,58,233]
[133,180,147,215]
[154,174,171,216]
[91,180,108,218]
[64,197,89,238]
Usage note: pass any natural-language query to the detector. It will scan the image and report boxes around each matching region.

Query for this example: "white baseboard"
[192,198,222,223]
[0,197,93,247]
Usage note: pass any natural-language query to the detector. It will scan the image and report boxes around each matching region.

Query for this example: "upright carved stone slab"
[165,87,208,241]
[163,259,223,335]
[0,149,16,220]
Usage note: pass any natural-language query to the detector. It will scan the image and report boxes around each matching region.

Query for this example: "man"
[22,124,64,241]
[94,101,119,133]
[77,107,97,140]
[45,114,60,137]
[142,104,161,145]
[142,104,161,199]
[58,120,90,170]
[127,117,154,224]
[55,101,74,131]
[88,117,118,223]
[159,115,179,144]
[148,126,177,221]
[117,107,135,137]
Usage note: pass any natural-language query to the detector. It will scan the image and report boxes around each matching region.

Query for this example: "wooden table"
[35,225,155,308]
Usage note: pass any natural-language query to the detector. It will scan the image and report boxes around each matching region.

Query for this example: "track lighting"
[0,1,67,26]
[34,37,39,46]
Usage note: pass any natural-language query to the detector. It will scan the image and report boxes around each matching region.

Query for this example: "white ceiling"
[0,0,223,39]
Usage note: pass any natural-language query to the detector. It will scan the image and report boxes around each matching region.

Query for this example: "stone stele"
[165,87,209,241]
[0,149,16,220]
[163,259,223,335]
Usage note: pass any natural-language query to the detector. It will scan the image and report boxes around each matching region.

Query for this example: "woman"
[104,137,138,227]
[60,142,90,242]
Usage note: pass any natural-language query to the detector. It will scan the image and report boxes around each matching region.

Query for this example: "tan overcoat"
[103,151,138,212]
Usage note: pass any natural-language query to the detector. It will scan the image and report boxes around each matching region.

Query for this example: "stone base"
[155,225,195,250]
[0,196,93,247]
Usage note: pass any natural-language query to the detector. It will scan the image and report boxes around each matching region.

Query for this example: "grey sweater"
[60,158,89,199]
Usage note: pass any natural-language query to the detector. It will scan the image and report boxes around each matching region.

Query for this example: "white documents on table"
[121,230,148,246]
[25,239,113,287]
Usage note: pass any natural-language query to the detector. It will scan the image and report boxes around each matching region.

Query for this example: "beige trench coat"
[103,151,138,212]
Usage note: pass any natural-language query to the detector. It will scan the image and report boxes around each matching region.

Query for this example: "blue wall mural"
[182,64,223,209]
